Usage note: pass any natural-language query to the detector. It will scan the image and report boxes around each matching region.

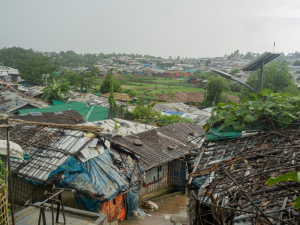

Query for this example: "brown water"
[119,192,188,225]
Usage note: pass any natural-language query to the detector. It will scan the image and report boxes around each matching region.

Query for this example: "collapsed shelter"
[188,130,300,224]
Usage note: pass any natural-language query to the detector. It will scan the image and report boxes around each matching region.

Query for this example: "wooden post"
[6,119,15,225]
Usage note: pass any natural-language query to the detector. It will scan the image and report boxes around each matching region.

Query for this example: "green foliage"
[131,96,160,121]
[114,118,119,129]
[20,54,58,84]
[205,89,300,131]
[266,171,300,209]
[108,75,117,107]
[100,71,122,94]
[128,96,195,126]
[205,75,230,106]
[128,89,138,99]
[0,157,7,185]
[229,69,240,75]
[241,61,300,97]
[41,79,74,102]
[294,60,300,66]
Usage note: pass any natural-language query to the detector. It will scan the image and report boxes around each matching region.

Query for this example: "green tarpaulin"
[18,102,109,122]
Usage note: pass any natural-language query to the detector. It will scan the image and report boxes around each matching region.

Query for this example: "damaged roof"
[109,123,206,170]
[84,118,157,136]
[9,110,86,125]
[1,125,89,182]
[189,130,300,224]
[0,89,48,112]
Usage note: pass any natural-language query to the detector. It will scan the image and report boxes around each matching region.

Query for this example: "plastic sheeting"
[48,149,129,211]
[205,127,242,141]
[164,111,183,116]
[0,140,23,160]
[126,183,140,219]
[191,175,209,189]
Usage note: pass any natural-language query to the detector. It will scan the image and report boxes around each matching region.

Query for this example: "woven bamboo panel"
[0,182,8,225]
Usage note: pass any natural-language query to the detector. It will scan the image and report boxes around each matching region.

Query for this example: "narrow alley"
[119,192,188,225]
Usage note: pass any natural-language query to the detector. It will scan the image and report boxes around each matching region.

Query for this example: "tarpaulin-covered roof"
[110,123,206,170]
[0,125,87,182]
[18,102,109,122]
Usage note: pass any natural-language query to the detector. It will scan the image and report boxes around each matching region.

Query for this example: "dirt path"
[119,192,188,225]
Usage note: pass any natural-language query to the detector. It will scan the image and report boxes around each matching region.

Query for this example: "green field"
[93,76,204,94]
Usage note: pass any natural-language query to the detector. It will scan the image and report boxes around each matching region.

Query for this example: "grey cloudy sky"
[2,0,300,58]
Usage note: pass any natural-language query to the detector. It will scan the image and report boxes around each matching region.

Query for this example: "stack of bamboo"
[0,118,103,132]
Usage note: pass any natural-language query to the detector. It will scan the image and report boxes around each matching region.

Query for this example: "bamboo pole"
[6,119,15,225]
[0,119,102,132]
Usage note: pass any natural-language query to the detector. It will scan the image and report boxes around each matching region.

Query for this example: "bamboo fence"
[0,182,8,225]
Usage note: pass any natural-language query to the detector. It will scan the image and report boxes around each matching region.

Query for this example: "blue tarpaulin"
[48,149,129,211]
[164,111,183,116]
[126,183,140,219]
[141,63,150,67]
[191,175,209,189]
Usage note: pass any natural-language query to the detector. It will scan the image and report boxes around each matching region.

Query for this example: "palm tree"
[41,79,74,102]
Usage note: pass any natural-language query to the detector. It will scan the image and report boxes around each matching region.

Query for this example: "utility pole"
[42,74,50,87]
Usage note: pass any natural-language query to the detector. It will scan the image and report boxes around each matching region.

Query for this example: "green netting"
[18,102,109,122]
[95,93,102,96]
[205,127,242,141]
[86,105,109,122]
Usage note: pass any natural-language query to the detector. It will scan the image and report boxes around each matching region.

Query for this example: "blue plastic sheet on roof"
[126,183,140,219]
[191,175,209,189]
[164,111,183,116]
[141,63,150,67]
[48,149,129,211]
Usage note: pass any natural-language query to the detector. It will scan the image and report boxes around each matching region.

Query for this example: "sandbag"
[0,140,23,160]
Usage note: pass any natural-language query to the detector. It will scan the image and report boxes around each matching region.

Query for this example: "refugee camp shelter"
[109,123,206,196]
[188,130,300,225]
[83,118,157,136]
[9,110,86,124]
[0,88,48,113]
[18,101,109,122]
[1,124,142,223]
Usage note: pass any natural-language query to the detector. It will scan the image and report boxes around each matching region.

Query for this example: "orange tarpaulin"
[99,192,127,223]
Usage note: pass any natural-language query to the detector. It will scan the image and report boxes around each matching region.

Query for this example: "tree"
[90,66,100,76]
[205,75,230,106]
[41,79,74,102]
[100,70,122,94]
[205,60,211,66]
[294,60,300,66]
[229,69,240,75]
[128,89,138,99]
[241,61,300,97]
[20,54,58,84]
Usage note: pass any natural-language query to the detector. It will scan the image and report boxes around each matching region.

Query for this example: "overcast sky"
[1,0,300,58]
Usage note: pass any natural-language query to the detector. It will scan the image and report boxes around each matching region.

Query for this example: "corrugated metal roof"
[84,118,157,136]
[154,103,201,113]
[110,123,206,170]
[9,110,86,124]
[1,125,87,182]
